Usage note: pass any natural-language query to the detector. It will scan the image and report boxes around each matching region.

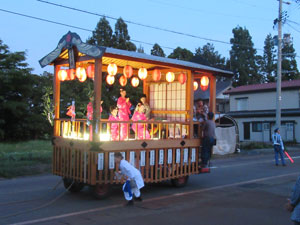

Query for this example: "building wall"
[235,116,300,143]
[229,89,300,111]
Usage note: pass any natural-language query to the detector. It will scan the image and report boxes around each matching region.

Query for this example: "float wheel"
[91,183,111,199]
[63,178,85,193]
[171,176,189,187]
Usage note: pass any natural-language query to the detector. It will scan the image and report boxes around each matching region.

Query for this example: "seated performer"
[135,94,151,120]
[108,105,119,141]
[131,103,150,140]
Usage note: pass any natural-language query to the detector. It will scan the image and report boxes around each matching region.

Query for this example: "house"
[194,79,232,114]
[224,80,300,143]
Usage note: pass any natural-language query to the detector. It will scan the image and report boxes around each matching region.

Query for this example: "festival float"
[39,31,233,198]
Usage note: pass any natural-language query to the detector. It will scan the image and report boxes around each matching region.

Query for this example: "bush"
[240,142,273,150]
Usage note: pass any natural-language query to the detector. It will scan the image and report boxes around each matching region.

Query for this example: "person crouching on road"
[272,128,286,166]
[114,152,144,206]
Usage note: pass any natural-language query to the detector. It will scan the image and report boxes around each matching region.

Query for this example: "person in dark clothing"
[201,112,216,170]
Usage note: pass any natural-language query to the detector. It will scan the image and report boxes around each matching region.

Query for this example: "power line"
[36,0,238,47]
[0,8,175,51]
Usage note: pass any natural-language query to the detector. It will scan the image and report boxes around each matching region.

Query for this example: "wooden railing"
[56,118,202,141]
[52,144,200,185]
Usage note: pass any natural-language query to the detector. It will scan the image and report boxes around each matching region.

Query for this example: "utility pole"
[276,0,282,129]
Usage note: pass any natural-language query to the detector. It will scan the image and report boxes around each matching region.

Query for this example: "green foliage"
[0,40,52,140]
[230,26,262,86]
[168,47,193,61]
[0,140,52,178]
[112,18,136,51]
[241,142,273,150]
[151,43,165,57]
[193,43,228,69]
[281,41,299,80]
[87,17,113,47]
[137,45,144,53]
[260,34,276,82]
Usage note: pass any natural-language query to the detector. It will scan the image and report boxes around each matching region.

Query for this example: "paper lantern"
[107,63,118,76]
[58,69,67,81]
[200,76,209,91]
[67,69,76,80]
[87,64,95,79]
[106,75,115,85]
[166,72,175,83]
[131,77,139,87]
[193,81,198,91]
[138,67,147,80]
[152,69,161,82]
[123,65,133,78]
[178,73,187,84]
[119,75,127,87]
[76,67,87,82]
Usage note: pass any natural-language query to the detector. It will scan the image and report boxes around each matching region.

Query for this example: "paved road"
[0,150,299,225]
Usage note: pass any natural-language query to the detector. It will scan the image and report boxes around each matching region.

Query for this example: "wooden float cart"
[39,32,233,198]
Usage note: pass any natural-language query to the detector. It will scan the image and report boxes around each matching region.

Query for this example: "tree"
[0,39,51,140]
[230,26,262,86]
[193,43,227,69]
[281,36,299,80]
[112,18,136,51]
[260,34,276,82]
[168,47,193,61]
[87,17,113,47]
[151,43,165,57]
[137,45,144,53]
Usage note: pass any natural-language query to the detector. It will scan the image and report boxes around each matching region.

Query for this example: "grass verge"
[0,140,52,178]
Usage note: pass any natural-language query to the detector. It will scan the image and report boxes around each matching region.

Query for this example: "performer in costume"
[117,89,132,140]
[132,103,150,140]
[114,152,144,206]
[135,94,151,120]
[272,128,286,166]
[108,105,119,141]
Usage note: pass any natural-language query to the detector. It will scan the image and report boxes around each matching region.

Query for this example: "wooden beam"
[53,65,60,136]
[93,58,103,142]
[209,75,216,114]
[188,70,194,139]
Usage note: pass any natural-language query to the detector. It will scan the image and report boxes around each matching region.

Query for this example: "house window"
[236,98,248,111]
[252,122,262,132]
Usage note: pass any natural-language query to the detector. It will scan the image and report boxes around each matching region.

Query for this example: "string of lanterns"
[57,63,210,91]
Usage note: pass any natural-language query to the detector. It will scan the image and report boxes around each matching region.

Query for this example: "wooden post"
[209,74,216,115]
[187,70,194,139]
[93,58,102,142]
[53,65,60,137]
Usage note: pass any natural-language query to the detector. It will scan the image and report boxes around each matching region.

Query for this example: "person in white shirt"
[272,128,286,166]
[114,152,145,206]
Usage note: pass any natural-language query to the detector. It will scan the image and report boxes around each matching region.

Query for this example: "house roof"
[224,79,300,95]
[227,108,300,118]
[194,79,232,101]
[39,31,234,77]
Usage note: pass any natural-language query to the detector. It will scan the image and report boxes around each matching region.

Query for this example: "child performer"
[132,103,150,139]
[108,106,119,141]
[114,152,144,206]
[117,88,132,140]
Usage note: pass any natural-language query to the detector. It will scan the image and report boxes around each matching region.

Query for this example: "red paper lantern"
[178,73,187,84]
[200,76,209,91]
[76,67,87,82]
[166,72,175,83]
[106,75,115,85]
[87,64,95,79]
[193,81,199,91]
[138,67,147,80]
[152,69,161,82]
[107,63,118,76]
[119,75,127,87]
[131,77,139,87]
[58,69,67,81]
[123,65,133,78]
[67,69,76,80]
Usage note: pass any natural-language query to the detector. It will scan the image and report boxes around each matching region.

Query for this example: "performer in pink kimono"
[117,89,132,140]
[108,106,119,141]
[132,103,150,140]
[86,97,103,141]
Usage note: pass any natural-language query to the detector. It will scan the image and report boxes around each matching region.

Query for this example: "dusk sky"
[0,0,299,74]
